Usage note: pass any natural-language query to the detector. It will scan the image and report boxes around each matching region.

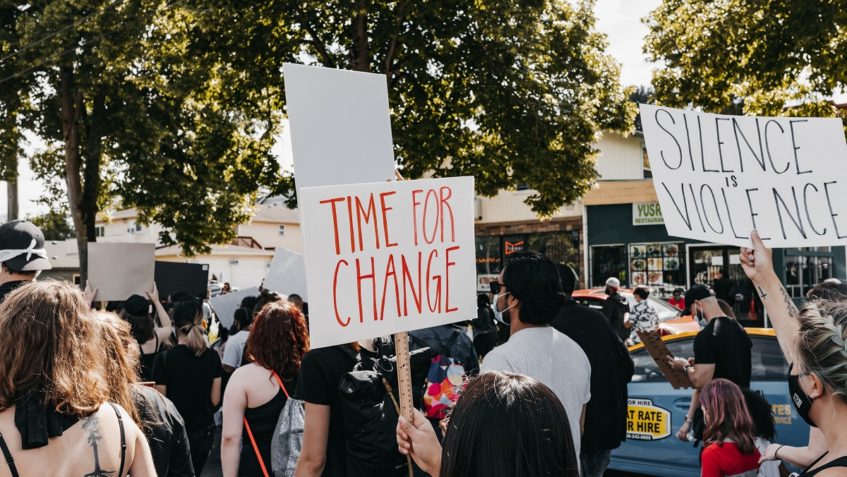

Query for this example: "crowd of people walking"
[0,218,844,477]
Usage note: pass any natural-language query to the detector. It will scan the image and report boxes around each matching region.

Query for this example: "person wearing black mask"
[0,220,51,302]
[551,265,633,477]
[742,232,847,476]
[601,277,629,341]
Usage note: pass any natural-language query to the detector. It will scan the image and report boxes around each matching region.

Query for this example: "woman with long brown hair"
[222,300,310,477]
[96,311,195,476]
[153,298,223,475]
[0,281,155,476]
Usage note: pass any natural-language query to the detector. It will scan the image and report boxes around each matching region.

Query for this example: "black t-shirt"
[152,345,223,431]
[0,280,28,303]
[551,301,634,452]
[294,345,357,477]
[693,316,752,388]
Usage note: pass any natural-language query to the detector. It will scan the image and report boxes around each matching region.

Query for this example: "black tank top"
[138,333,160,382]
[239,388,287,476]
[800,453,847,476]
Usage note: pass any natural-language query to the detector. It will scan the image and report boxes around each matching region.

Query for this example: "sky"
[0,0,661,221]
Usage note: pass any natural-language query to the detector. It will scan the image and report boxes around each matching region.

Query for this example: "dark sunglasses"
[489,282,503,295]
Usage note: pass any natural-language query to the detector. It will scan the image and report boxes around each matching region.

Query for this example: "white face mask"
[491,292,516,325]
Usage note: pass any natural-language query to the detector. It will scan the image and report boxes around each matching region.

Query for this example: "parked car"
[607,329,809,477]
[571,288,700,335]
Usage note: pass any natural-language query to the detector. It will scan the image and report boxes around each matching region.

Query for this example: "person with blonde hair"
[742,232,847,476]
[153,298,223,474]
[96,311,195,476]
[0,281,155,476]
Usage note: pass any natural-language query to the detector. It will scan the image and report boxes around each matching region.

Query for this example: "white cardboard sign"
[88,243,155,301]
[640,104,847,247]
[283,63,396,195]
[210,287,260,328]
[300,176,477,348]
[263,248,308,300]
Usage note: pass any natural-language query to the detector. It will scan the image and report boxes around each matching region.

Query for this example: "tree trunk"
[60,65,88,284]
[80,93,104,246]
[6,168,18,221]
[351,0,369,72]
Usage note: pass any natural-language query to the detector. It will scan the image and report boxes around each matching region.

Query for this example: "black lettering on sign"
[764,120,791,174]
[715,117,734,172]
[699,184,724,234]
[789,119,812,175]
[803,183,827,236]
[721,188,747,240]
[697,115,719,172]
[655,109,683,170]
[732,117,766,173]
[773,187,807,240]
[823,181,847,239]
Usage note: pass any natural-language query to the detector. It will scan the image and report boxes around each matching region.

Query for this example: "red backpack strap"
[272,370,290,398]
[243,417,270,477]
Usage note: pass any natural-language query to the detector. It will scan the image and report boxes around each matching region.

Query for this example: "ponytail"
[173,300,207,356]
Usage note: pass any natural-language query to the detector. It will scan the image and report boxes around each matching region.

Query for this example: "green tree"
[644,0,847,117]
[28,211,75,241]
[1,1,286,282]
[192,0,635,214]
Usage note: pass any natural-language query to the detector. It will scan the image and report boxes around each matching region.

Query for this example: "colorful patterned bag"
[422,332,467,420]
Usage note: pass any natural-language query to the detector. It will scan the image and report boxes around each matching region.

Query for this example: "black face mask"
[788,363,817,427]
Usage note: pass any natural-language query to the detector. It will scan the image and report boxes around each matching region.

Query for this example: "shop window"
[475,236,502,275]
[591,245,627,288]
[642,145,652,179]
[629,242,684,289]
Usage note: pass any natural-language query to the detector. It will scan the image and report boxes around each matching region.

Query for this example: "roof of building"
[249,204,300,224]
[43,239,80,269]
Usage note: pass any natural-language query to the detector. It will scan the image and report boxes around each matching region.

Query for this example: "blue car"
[608,329,810,477]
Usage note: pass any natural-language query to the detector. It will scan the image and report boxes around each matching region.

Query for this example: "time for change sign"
[300,176,476,349]
[626,398,671,441]
[640,104,847,247]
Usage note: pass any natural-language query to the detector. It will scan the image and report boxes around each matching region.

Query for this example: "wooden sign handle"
[393,331,414,421]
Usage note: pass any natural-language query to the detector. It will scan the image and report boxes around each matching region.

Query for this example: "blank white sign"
[88,243,155,301]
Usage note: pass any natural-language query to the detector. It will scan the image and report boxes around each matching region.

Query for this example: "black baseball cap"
[0,220,52,272]
[683,284,713,316]
[123,294,150,316]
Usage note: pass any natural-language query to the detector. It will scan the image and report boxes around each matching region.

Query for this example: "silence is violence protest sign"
[640,104,847,247]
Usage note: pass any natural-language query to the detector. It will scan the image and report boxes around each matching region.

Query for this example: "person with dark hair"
[482,251,590,463]
[628,285,659,345]
[119,283,172,381]
[471,294,498,358]
[713,268,736,306]
[288,293,304,312]
[153,299,223,474]
[699,379,760,477]
[601,277,630,341]
[396,371,579,477]
[551,264,633,477]
[223,306,254,374]
[0,220,52,302]
[668,287,686,311]
[222,301,310,476]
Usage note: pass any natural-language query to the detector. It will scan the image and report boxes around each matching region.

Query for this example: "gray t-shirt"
[222,330,249,369]
[481,326,591,459]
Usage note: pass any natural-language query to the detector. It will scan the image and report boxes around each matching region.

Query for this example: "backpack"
[338,338,432,477]
[420,331,466,420]
[243,371,304,477]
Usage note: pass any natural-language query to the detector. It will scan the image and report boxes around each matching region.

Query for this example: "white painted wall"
[96,218,161,244]
[594,132,645,181]
[237,222,303,252]
[476,192,582,224]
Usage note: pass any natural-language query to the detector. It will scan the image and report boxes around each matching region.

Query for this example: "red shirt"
[668,297,685,311]
[701,441,760,477]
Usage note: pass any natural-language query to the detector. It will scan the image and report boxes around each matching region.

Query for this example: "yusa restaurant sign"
[633,202,664,226]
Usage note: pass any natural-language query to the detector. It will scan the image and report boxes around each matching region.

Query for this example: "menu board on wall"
[629,242,682,286]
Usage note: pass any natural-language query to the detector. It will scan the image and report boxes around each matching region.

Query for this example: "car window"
[647,297,681,322]
[751,336,788,381]
[573,297,604,312]
[631,337,694,383]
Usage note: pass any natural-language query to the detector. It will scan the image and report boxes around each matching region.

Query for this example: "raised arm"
[740,231,801,364]
[147,282,173,341]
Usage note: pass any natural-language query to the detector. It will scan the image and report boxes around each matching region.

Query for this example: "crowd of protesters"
[0,217,845,477]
